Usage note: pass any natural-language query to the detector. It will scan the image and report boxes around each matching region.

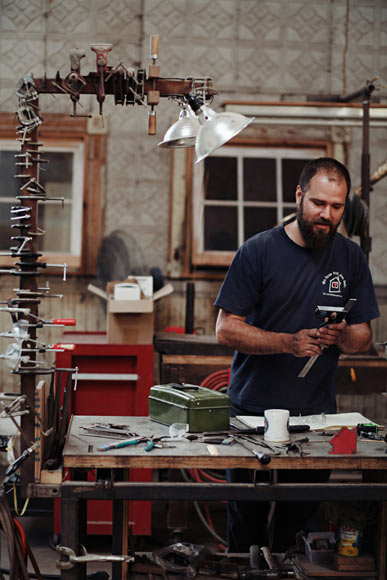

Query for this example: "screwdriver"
[97,437,146,451]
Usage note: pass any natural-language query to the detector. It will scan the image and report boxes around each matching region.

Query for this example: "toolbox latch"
[169,382,199,391]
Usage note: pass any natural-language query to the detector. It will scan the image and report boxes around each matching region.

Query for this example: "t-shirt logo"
[322,271,347,297]
[329,276,341,293]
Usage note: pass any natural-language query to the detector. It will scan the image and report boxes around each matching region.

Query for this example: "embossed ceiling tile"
[95,0,142,36]
[330,2,348,46]
[191,45,235,87]
[135,179,169,226]
[347,4,376,46]
[46,40,84,77]
[45,0,90,34]
[331,48,375,95]
[0,87,16,112]
[192,0,236,40]
[107,138,140,190]
[140,139,171,181]
[237,47,281,90]
[108,105,148,135]
[381,6,387,46]
[105,188,139,231]
[1,0,43,32]
[239,0,282,42]
[143,0,187,38]
[150,42,187,78]
[371,193,387,235]
[128,229,168,270]
[286,2,330,43]
[284,48,329,93]
[108,43,141,70]
[0,38,44,78]
[369,230,387,284]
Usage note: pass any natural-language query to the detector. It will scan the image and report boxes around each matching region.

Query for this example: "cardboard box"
[87,281,173,344]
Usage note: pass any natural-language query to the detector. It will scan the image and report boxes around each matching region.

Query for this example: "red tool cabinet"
[54,332,154,536]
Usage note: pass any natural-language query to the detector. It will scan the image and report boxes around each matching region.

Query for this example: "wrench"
[56,545,134,570]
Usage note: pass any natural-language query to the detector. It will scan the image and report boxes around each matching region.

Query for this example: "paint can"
[337,525,363,556]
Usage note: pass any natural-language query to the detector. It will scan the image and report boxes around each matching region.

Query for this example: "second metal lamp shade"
[187,96,253,163]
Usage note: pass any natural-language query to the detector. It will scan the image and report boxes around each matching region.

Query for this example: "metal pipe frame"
[60,480,387,502]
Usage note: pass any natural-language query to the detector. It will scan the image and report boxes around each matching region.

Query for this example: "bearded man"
[214,157,379,553]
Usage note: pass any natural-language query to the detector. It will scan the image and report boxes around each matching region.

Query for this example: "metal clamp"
[56,545,134,570]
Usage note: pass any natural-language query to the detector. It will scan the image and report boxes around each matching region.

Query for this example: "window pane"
[0,151,19,199]
[204,206,237,251]
[204,156,237,201]
[282,158,309,202]
[0,203,13,249]
[40,152,73,200]
[244,207,277,240]
[37,204,71,252]
[244,158,276,201]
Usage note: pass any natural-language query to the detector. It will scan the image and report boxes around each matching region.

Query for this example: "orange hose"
[13,518,27,560]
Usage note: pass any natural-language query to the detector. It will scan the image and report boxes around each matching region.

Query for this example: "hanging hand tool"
[24,313,76,328]
[63,48,88,117]
[298,298,357,378]
[5,441,39,477]
[91,43,112,117]
[147,35,160,135]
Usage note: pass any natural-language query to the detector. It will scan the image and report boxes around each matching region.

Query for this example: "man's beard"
[297,203,339,249]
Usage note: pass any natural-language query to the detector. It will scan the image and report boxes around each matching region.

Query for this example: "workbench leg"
[60,496,87,580]
[364,469,387,580]
[112,469,129,580]
[377,501,387,580]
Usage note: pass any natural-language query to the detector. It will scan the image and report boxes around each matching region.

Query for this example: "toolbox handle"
[170,382,199,391]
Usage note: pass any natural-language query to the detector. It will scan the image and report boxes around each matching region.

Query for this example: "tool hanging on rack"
[2,35,218,492]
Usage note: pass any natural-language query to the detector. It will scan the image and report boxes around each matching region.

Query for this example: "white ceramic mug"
[264,409,290,442]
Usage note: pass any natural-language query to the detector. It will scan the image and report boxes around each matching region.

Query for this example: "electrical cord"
[170,370,231,550]
[0,491,30,580]
[180,469,227,549]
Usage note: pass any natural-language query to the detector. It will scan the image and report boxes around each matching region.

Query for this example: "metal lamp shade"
[195,105,253,163]
[158,106,200,148]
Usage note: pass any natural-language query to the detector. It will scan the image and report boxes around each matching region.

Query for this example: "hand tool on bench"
[234,435,271,465]
[97,436,147,452]
[210,424,310,437]
[298,298,357,378]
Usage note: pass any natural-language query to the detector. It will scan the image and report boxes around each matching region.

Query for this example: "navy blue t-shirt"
[214,225,380,415]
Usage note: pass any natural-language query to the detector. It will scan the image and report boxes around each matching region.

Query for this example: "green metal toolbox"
[148,383,230,432]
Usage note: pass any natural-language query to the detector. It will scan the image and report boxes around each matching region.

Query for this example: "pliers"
[144,435,175,452]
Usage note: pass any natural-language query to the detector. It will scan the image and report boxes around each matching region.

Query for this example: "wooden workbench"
[59,415,387,580]
[64,415,387,471]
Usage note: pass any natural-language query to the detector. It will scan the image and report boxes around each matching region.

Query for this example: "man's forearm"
[336,322,372,354]
[217,316,291,355]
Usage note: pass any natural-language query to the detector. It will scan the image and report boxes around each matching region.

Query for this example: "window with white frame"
[191,146,326,267]
[0,112,106,275]
[0,141,84,258]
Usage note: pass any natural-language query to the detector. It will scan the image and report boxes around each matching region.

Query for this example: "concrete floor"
[0,499,227,578]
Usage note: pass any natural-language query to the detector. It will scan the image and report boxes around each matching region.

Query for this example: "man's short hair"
[299,157,351,197]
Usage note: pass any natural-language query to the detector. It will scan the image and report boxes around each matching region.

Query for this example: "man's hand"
[289,328,324,357]
[317,320,347,348]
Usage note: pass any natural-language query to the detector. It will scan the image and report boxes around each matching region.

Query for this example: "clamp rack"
[1,35,214,495]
